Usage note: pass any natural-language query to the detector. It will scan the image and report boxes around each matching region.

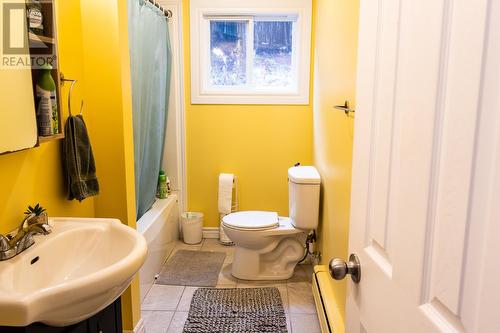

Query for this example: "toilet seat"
[222,211,279,231]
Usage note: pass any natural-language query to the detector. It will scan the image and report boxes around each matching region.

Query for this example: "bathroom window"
[190,0,312,104]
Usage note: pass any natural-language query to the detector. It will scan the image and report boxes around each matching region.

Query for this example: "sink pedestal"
[0,297,122,333]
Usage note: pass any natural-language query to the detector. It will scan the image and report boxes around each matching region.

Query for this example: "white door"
[344,0,500,332]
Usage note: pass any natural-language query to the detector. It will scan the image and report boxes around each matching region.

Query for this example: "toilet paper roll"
[218,173,234,214]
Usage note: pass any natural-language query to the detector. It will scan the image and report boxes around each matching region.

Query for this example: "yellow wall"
[183,2,314,227]
[312,0,359,331]
[0,144,95,234]
[1,1,358,331]
[0,0,94,235]
[79,0,139,330]
[1,0,140,329]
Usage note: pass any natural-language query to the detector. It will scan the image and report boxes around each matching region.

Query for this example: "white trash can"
[181,212,203,245]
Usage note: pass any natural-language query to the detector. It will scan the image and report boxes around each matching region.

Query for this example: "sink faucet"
[0,213,52,261]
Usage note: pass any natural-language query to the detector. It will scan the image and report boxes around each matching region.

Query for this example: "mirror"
[0,0,38,154]
[0,69,38,154]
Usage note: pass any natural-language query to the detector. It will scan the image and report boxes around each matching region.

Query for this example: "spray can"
[36,64,58,136]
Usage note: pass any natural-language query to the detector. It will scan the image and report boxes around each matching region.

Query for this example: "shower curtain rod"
[146,0,173,19]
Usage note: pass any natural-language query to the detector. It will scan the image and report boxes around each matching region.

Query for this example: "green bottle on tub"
[36,64,58,136]
[157,170,168,199]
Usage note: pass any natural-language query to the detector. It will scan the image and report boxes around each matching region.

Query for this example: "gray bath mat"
[183,287,287,333]
[156,250,226,287]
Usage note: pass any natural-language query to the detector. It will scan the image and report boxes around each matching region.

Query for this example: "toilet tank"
[288,166,321,230]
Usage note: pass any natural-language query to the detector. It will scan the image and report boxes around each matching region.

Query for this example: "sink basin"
[0,217,147,327]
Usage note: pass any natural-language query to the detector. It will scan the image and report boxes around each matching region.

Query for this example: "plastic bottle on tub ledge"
[157,170,168,199]
[166,176,172,195]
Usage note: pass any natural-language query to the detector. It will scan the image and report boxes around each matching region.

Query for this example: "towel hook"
[60,72,83,117]
[333,100,355,116]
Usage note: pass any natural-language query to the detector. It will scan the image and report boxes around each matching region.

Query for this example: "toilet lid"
[222,211,279,230]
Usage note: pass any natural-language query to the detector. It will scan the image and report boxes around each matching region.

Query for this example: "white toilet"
[222,166,320,280]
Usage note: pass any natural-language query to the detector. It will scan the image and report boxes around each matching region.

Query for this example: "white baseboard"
[203,227,219,239]
[124,318,145,333]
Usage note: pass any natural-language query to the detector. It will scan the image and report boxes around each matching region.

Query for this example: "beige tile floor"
[141,239,321,333]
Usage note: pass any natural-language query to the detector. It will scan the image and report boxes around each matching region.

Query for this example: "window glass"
[253,21,293,88]
[210,20,248,86]
[191,0,312,104]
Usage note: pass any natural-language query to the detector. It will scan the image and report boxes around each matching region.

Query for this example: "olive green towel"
[62,115,99,201]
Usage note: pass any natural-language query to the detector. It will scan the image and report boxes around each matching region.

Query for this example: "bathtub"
[137,193,179,301]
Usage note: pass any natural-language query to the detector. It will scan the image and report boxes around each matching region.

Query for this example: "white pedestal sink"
[0,217,147,327]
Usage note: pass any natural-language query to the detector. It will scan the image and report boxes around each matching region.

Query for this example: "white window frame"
[190,0,312,105]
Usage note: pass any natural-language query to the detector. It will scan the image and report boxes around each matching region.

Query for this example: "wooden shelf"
[38,133,64,144]
[28,32,55,45]
[30,0,64,146]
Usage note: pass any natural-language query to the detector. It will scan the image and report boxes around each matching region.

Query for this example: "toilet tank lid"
[288,166,321,184]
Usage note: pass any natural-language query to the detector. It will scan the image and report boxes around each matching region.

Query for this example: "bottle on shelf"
[26,0,44,35]
[35,64,58,136]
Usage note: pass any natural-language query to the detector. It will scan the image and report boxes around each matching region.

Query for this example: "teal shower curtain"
[128,0,172,219]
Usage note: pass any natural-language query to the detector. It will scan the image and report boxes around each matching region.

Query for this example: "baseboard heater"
[312,265,343,333]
